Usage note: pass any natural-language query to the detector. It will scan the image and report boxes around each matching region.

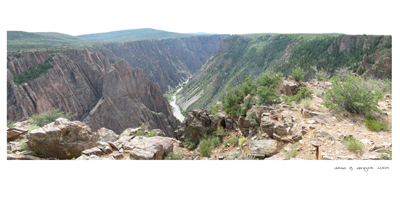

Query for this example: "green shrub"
[165,150,184,160]
[198,139,213,157]
[380,151,392,160]
[28,109,74,127]
[315,88,324,97]
[222,87,242,116]
[210,136,222,148]
[135,130,158,137]
[301,98,313,109]
[27,125,40,131]
[13,58,53,85]
[19,142,31,152]
[224,136,239,147]
[215,127,227,136]
[185,140,197,151]
[239,76,256,96]
[245,109,258,126]
[292,67,304,81]
[284,144,298,160]
[7,120,15,128]
[342,137,364,153]
[313,68,331,81]
[256,71,282,87]
[323,74,384,114]
[211,104,220,115]
[365,119,388,132]
[256,85,279,105]
[295,87,313,102]
[243,95,254,111]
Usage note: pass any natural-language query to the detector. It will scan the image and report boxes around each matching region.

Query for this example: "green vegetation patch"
[342,137,364,153]
[13,57,53,85]
[28,109,74,127]
[323,74,384,114]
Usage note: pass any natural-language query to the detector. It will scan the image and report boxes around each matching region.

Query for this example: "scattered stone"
[307,120,316,124]
[76,155,105,160]
[323,156,335,160]
[218,156,225,160]
[260,119,275,137]
[82,147,103,156]
[275,124,287,136]
[7,154,41,160]
[309,126,316,130]
[362,152,381,160]
[301,108,322,118]
[112,151,124,160]
[292,134,303,142]
[301,130,308,135]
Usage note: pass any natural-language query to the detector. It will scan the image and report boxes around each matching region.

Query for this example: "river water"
[170,87,185,122]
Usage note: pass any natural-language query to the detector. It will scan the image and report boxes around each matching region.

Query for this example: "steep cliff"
[98,40,190,93]
[177,34,392,111]
[7,49,180,136]
[161,35,230,73]
[89,35,230,93]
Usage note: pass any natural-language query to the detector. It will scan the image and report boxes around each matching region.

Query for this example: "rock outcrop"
[175,109,218,144]
[7,49,180,136]
[27,118,98,159]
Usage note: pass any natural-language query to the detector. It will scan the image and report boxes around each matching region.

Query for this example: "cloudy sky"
[2,0,396,36]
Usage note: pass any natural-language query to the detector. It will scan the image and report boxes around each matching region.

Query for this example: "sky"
[1,0,397,36]
[1,1,398,205]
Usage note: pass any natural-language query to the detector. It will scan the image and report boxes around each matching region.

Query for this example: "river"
[170,87,185,122]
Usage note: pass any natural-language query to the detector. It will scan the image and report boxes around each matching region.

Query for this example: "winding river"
[170,87,185,122]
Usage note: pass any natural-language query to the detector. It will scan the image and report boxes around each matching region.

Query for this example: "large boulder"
[128,136,174,160]
[260,118,275,137]
[183,109,217,143]
[97,127,119,142]
[27,118,98,159]
[249,139,282,158]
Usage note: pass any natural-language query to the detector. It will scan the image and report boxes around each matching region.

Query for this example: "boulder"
[283,80,301,95]
[27,118,98,159]
[260,118,275,137]
[126,136,174,160]
[183,109,218,144]
[151,129,166,137]
[249,139,282,158]
[274,124,287,136]
[97,127,119,142]
[7,128,28,142]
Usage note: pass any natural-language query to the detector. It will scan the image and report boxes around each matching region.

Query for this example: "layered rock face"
[7,49,180,136]
[161,35,230,73]
[90,35,230,93]
[99,40,190,93]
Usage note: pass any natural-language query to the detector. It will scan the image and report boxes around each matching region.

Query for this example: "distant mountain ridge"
[77,28,196,42]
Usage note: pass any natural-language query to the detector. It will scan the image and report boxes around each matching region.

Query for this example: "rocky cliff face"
[7,49,180,136]
[97,40,190,93]
[89,35,230,93]
[161,35,230,73]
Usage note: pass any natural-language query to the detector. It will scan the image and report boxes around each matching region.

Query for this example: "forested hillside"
[177,34,392,111]
[7,31,99,52]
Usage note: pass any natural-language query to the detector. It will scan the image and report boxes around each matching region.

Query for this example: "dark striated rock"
[7,49,180,136]
[183,109,217,144]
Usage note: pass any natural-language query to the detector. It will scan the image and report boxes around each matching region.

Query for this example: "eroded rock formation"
[7,49,180,136]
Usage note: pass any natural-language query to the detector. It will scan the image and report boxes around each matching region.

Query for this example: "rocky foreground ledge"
[7,118,182,160]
